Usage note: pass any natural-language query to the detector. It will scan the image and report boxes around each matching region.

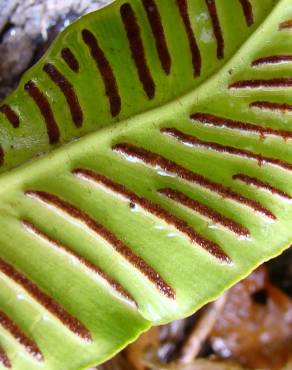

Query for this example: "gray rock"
[0,0,113,101]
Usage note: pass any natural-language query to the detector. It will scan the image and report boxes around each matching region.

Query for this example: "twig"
[179,293,228,364]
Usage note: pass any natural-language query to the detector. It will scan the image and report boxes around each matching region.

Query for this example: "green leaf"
[0,0,291,369]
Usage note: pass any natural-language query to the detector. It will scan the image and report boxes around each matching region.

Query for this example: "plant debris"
[210,266,292,370]
[97,264,292,370]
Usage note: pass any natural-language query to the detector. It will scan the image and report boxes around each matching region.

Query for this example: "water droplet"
[17,293,25,300]
[130,204,140,212]
[69,256,78,266]
[208,224,218,230]
[154,225,165,230]
[123,154,141,163]
[239,234,251,241]
[200,27,213,43]
[157,169,176,178]
[196,12,209,22]
[42,314,50,322]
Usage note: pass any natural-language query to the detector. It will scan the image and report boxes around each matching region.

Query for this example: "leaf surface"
[0,0,292,369]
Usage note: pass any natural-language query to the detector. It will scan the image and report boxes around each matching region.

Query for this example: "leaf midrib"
[0,0,284,191]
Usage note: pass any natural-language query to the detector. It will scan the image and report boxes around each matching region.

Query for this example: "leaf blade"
[1,0,292,369]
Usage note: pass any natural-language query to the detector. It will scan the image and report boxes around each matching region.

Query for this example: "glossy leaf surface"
[0,0,292,369]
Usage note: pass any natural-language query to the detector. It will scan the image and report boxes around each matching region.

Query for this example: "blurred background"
[0,1,291,369]
[0,0,111,99]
